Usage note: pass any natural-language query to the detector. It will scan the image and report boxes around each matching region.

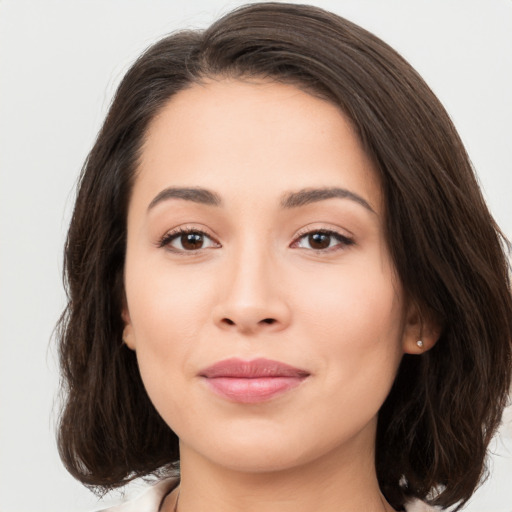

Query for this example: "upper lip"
[199,358,310,378]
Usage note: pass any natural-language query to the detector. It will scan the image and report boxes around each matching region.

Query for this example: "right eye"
[159,228,220,253]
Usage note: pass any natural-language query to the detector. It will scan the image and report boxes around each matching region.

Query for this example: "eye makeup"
[157,225,355,256]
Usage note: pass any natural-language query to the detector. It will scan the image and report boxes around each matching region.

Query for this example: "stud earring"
[416,340,424,348]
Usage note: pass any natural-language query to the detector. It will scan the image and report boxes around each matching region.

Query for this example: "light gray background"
[1,1,511,511]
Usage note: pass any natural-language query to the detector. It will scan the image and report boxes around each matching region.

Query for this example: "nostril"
[219,317,277,327]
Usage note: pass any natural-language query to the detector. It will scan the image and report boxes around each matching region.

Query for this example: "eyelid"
[156,224,355,255]
[157,225,221,253]
[290,226,355,252]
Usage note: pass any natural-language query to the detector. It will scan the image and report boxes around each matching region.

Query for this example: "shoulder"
[97,478,178,512]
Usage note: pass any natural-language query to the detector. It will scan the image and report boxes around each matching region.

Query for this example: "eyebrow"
[147,186,375,214]
[280,187,375,213]
[148,187,222,210]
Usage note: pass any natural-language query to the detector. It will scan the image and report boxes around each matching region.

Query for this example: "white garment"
[98,477,439,512]
[97,479,178,512]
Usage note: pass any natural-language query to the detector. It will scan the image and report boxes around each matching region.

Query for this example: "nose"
[212,247,292,335]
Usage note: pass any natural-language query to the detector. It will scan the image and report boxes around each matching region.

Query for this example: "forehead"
[135,78,381,212]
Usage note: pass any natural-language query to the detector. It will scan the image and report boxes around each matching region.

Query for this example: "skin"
[122,79,436,512]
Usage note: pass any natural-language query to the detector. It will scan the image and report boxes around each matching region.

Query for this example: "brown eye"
[181,232,205,250]
[293,229,354,252]
[308,232,331,250]
[159,229,220,253]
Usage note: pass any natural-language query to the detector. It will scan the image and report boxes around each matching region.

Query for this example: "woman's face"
[123,79,421,473]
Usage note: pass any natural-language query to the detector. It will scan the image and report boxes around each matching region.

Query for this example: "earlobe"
[402,302,440,355]
[122,307,136,351]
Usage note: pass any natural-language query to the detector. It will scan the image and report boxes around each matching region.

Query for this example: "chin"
[178,416,370,475]
[206,443,316,474]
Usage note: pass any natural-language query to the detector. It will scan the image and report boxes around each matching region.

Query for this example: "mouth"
[199,357,310,404]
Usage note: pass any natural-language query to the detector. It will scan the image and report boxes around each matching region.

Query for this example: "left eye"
[293,230,354,251]
[160,229,219,252]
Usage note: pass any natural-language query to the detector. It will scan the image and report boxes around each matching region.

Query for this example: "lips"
[199,358,310,403]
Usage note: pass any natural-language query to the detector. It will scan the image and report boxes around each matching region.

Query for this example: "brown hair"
[57,3,512,510]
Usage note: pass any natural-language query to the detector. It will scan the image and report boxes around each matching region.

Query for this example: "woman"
[57,3,512,511]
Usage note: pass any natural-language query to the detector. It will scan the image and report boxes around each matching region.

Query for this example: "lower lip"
[203,376,306,403]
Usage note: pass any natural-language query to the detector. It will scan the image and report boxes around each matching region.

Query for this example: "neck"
[164,425,394,512]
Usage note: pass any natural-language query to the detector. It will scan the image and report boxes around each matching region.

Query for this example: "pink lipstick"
[199,358,310,403]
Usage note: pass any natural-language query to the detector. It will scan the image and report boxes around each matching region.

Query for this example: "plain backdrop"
[0,1,511,511]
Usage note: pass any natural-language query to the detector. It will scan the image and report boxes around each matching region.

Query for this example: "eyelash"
[291,228,355,253]
[158,227,355,254]
[158,227,220,254]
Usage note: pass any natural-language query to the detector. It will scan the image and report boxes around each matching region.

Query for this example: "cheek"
[299,254,403,335]
[123,258,217,402]
[284,264,404,449]
[126,256,215,344]
[294,256,405,390]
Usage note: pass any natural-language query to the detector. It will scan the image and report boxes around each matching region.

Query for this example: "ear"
[121,302,136,351]
[402,300,441,355]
